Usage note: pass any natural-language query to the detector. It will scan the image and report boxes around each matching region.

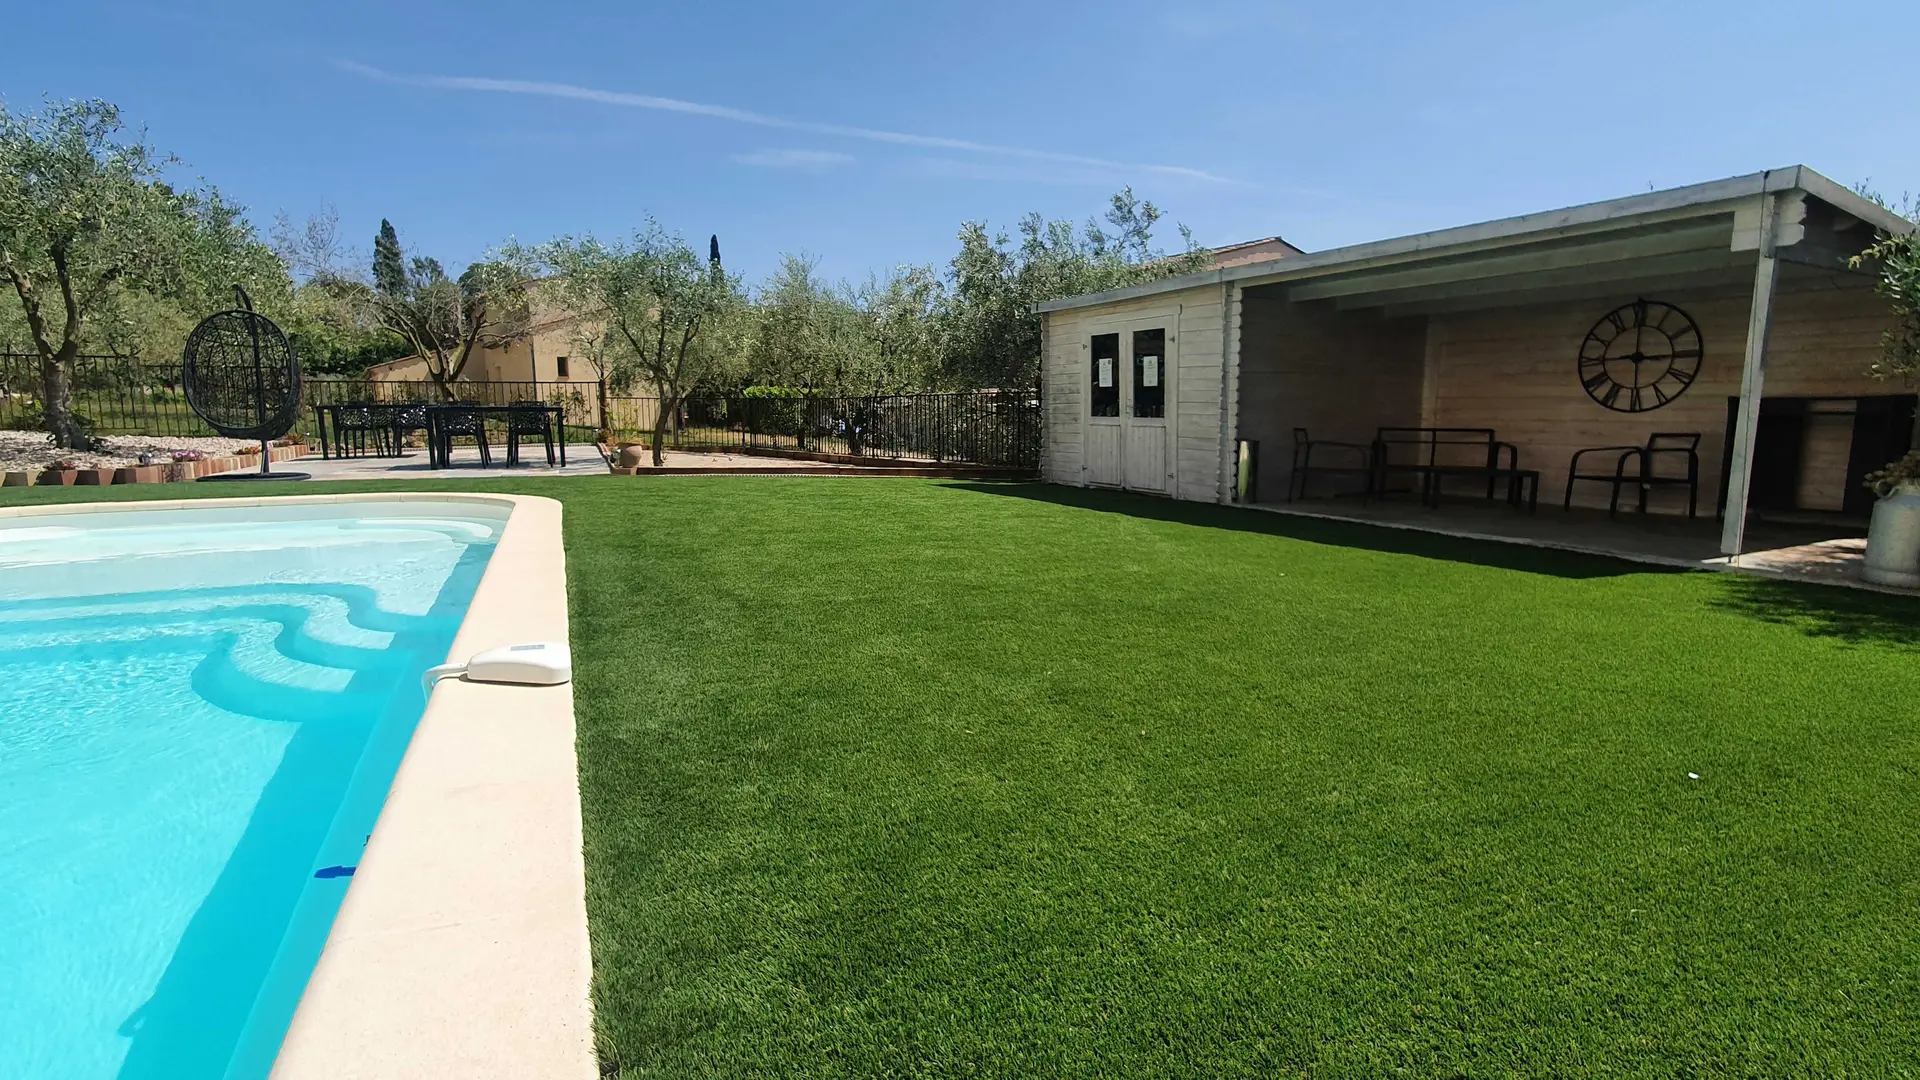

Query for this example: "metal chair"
[506,404,556,466]
[332,405,391,457]
[1564,432,1701,516]
[435,406,492,468]
[1288,427,1372,501]
[391,403,431,454]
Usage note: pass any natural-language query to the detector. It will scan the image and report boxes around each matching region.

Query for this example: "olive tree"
[329,222,533,400]
[1854,231,1920,382]
[0,98,286,446]
[534,223,744,465]
[940,187,1207,388]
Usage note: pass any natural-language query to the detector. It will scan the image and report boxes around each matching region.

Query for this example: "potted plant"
[38,458,81,486]
[1862,451,1920,586]
[616,440,650,468]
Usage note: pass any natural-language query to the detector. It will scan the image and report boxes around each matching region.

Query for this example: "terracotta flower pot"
[76,468,114,485]
[38,469,78,486]
[2,471,30,487]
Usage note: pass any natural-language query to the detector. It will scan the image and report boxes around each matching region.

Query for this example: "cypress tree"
[373,219,406,296]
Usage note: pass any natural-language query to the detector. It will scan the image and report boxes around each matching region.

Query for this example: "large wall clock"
[1577,299,1703,412]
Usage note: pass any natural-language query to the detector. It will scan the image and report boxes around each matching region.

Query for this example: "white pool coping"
[0,493,595,1080]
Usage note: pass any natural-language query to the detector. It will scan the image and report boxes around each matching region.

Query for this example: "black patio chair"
[1564,432,1701,517]
[332,405,391,457]
[506,404,556,467]
[391,403,431,454]
[1288,427,1373,501]
[435,406,492,468]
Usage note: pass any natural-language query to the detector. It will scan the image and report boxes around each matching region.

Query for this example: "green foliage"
[372,218,405,297]
[281,308,413,375]
[529,222,747,463]
[730,190,1204,394]
[940,188,1207,388]
[5,106,1202,404]
[350,229,532,397]
[1864,448,1920,496]
[745,255,880,391]
[269,205,411,374]
[1852,228,1920,383]
[0,98,289,445]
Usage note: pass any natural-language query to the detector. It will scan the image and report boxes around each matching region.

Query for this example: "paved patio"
[1257,495,1907,594]
[294,446,608,481]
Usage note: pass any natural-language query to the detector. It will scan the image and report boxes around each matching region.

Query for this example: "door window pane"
[1090,333,1120,417]
[1133,328,1166,418]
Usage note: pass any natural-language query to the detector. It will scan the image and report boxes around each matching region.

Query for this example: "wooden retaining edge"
[2,444,311,488]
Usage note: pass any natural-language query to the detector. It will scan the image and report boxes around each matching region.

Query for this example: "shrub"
[1866,450,1920,496]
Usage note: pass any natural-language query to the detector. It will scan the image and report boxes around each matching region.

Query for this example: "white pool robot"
[422,642,572,692]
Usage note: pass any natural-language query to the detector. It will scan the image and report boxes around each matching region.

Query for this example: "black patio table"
[424,403,567,469]
[311,402,435,460]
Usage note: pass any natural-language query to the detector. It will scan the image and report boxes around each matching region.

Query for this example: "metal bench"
[1371,427,1533,511]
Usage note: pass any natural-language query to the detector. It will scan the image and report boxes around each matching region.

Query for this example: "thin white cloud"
[907,157,1122,188]
[336,60,1230,184]
[733,148,855,172]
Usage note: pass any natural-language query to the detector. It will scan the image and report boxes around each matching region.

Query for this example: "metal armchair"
[1564,432,1701,516]
[1288,427,1372,501]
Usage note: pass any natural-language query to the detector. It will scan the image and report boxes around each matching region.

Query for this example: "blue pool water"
[0,499,508,1080]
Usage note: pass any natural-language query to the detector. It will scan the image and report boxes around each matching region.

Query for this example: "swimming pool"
[0,498,511,1080]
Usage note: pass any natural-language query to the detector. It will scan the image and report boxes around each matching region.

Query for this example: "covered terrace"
[1230,166,1914,582]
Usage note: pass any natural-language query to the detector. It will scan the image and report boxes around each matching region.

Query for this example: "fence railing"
[0,355,1041,469]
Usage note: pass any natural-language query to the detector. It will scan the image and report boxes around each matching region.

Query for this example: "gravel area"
[0,430,290,472]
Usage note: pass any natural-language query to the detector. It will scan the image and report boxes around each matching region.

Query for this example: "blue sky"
[11,0,1920,285]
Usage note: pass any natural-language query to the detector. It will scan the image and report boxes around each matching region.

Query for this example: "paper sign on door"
[1097,357,1114,387]
[1141,355,1159,388]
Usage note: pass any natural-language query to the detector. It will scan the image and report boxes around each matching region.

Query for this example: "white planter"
[1862,482,1920,587]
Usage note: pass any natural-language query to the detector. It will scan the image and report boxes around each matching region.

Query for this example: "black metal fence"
[0,354,1041,469]
[0,354,603,440]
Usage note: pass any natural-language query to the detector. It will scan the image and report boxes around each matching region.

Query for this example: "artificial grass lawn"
[8,478,1920,1076]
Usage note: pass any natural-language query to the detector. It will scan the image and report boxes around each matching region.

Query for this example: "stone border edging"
[1,443,312,487]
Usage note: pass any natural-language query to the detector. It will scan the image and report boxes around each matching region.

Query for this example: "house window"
[1132,328,1165,418]
[556,355,570,378]
[1090,334,1119,417]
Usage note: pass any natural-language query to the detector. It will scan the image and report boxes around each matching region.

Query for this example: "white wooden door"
[1122,321,1173,493]
[1086,331,1124,486]
[1081,318,1176,492]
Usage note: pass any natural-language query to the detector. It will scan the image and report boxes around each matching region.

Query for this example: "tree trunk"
[40,355,79,449]
[596,377,610,434]
[650,393,676,467]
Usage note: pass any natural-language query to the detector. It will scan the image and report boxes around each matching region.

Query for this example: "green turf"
[8,478,1920,1077]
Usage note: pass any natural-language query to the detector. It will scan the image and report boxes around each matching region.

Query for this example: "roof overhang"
[1036,166,1912,315]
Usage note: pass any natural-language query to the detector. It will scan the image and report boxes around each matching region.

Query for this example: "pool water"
[0,499,507,1080]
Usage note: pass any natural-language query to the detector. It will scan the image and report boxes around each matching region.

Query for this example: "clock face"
[1577,300,1702,412]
